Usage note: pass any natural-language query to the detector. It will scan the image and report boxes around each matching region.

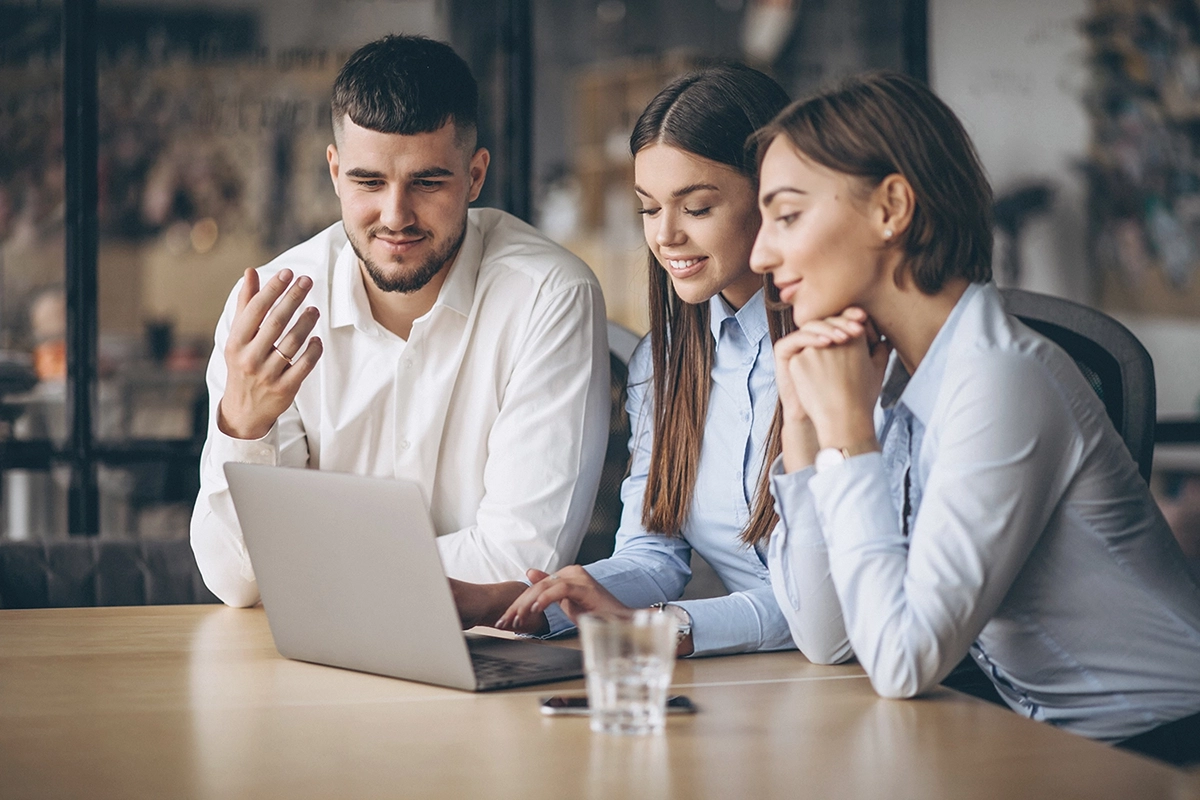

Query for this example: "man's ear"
[327,144,341,198]
[875,173,914,240]
[467,148,490,203]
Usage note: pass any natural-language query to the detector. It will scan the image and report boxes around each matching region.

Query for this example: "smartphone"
[539,695,697,716]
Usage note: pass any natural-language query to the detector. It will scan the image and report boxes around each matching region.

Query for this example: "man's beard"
[345,219,467,294]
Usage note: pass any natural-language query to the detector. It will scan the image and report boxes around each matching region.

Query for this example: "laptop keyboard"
[470,650,552,683]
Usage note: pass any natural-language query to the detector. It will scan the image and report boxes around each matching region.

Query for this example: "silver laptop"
[224,462,583,691]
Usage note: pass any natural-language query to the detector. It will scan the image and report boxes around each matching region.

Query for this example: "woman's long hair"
[630,63,791,547]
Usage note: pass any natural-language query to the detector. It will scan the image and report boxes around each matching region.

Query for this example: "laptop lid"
[224,463,480,690]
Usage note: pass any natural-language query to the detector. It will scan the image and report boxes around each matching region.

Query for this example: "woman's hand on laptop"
[449,579,545,634]
[495,566,626,633]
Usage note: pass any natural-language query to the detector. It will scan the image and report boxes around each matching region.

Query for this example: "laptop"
[224,462,584,691]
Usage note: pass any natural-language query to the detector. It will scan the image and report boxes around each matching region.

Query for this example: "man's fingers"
[235,268,259,316]
[229,269,294,346]
[251,275,314,356]
[277,337,323,390]
[270,307,321,373]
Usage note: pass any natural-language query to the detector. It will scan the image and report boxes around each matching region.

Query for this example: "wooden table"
[1,605,1196,799]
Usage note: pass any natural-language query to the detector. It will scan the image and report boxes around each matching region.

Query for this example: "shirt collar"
[329,215,483,333]
[707,287,769,346]
[880,281,983,424]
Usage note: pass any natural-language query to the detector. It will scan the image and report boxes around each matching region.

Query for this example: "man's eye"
[357,180,383,188]
[415,180,443,189]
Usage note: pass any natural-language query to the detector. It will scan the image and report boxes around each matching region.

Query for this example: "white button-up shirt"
[769,282,1200,741]
[191,209,610,606]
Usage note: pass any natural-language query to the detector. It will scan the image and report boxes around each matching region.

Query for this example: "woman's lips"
[663,256,707,279]
[776,278,801,304]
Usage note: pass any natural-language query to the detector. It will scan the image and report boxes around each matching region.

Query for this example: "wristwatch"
[814,441,879,473]
[650,602,692,646]
[814,446,852,473]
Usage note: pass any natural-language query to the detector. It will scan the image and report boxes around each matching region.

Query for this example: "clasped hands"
[773,307,891,472]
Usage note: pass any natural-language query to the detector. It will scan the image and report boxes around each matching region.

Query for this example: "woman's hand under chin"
[773,307,890,465]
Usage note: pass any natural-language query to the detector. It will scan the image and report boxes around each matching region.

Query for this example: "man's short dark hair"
[331,34,478,146]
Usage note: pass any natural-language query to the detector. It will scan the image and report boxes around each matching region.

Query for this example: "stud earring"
[883,228,893,239]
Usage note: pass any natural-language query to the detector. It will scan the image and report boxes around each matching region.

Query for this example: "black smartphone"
[538,694,697,716]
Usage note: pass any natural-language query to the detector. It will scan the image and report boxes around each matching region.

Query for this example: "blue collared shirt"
[770,282,1200,741]
[544,289,794,655]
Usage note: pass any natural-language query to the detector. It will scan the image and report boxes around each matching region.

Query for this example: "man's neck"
[360,261,452,340]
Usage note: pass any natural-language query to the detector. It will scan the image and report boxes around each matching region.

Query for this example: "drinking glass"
[578,610,676,735]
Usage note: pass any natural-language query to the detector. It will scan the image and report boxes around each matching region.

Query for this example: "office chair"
[575,321,638,565]
[1000,288,1156,484]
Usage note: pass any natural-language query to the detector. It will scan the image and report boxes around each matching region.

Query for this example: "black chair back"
[1000,288,1156,483]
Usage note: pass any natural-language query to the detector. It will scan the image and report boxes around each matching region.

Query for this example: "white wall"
[930,0,1091,302]
[930,0,1200,417]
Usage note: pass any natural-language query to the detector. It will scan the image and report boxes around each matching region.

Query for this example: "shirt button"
[403,358,413,368]
[399,439,410,451]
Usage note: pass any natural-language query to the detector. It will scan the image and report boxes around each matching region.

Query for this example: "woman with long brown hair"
[754,71,1200,764]
[483,63,842,659]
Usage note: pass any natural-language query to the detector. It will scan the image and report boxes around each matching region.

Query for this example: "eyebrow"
[760,187,807,206]
[344,166,456,180]
[411,167,455,179]
[633,182,721,199]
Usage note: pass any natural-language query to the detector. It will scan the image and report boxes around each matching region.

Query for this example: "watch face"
[814,447,846,473]
[666,604,690,630]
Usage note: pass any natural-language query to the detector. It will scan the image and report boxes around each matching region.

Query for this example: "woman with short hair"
[753,71,1200,764]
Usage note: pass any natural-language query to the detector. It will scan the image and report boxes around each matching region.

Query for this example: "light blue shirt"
[770,282,1200,741]
[544,289,794,655]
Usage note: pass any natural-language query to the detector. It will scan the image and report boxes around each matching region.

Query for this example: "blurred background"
[0,0,1196,576]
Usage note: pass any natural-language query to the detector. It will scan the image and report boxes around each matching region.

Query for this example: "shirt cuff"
[768,455,825,549]
[675,589,795,657]
[208,422,280,466]
[808,451,898,550]
[539,601,577,638]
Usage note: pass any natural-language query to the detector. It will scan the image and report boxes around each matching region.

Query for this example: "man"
[191,35,609,607]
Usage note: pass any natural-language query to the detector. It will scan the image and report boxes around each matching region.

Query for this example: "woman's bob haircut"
[752,70,994,294]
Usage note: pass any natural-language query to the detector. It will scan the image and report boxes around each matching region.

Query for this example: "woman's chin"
[790,300,842,327]
[670,281,716,307]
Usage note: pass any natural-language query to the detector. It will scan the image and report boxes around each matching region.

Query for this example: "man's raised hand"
[217,268,323,440]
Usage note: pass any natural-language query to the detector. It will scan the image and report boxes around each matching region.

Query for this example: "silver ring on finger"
[272,344,296,366]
